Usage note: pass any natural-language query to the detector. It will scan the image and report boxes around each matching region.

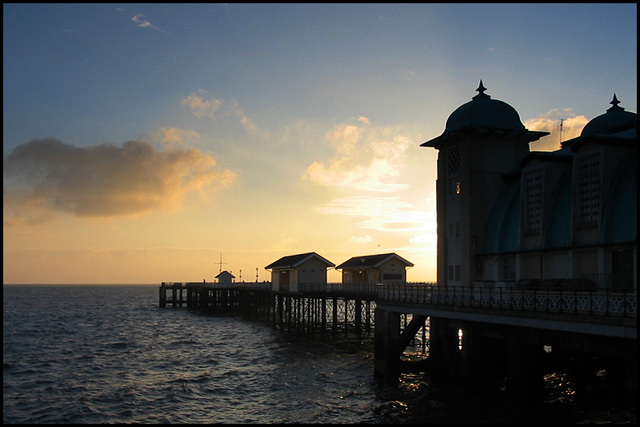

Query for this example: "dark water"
[3,285,636,424]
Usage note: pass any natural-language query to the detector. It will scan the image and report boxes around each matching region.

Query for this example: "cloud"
[180,90,263,136]
[152,127,201,149]
[181,90,223,119]
[131,14,164,31]
[302,119,414,192]
[348,235,373,244]
[315,195,429,233]
[3,137,236,223]
[525,108,589,151]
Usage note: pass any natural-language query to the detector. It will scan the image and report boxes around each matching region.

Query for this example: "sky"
[3,3,637,284]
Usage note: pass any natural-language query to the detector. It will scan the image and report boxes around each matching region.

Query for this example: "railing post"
[559,289,563,314]
[546,288,549,312]
[626,290,630,317]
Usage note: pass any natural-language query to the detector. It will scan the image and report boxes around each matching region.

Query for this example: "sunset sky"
[3,4,637,284]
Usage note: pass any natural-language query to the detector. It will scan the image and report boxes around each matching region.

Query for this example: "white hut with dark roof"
[336,253,414,284]
[265,252,335,292]
[215,270,235,285]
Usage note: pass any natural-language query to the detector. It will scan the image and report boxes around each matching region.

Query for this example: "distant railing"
[161,281,271,290]
[376,284,637,318]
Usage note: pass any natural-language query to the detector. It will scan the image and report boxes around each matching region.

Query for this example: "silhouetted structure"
[215,270,235,285]
[421,82,636,291]
[336,253,414,284]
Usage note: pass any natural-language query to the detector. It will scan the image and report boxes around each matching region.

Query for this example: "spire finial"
[607,93,624,112]
[472,79,490,99]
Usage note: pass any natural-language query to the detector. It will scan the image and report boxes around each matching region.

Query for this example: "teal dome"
[444,81,526,133]
[581,94,636,137]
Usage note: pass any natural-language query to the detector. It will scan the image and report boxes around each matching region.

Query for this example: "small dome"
[581,94,636,137]
[444,81,526,133]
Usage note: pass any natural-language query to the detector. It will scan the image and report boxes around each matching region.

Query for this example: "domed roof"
[444,81,526,133]
[580,94,637,137]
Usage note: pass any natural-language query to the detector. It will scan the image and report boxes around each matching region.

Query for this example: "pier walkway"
[376,284,637,339]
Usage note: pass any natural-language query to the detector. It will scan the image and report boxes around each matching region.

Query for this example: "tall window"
[523,168,543,234]
[447,145,461,196]
[447,144,460,176]
[577,153,601,226]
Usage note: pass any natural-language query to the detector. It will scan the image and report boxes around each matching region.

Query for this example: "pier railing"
[299,282,378,298]
[376,284,637,317]
[160,281,637,317]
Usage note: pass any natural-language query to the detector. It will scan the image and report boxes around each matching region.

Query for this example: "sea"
[3,285,636,424]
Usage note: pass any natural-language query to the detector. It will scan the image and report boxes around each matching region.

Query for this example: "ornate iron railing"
[376,284,637,317]
[161,281,637,318]
[299,282,378,297]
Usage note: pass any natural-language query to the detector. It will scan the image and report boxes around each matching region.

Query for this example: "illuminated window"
[448,179,461,196]
[577,153,601,226]
[523,168,543,234]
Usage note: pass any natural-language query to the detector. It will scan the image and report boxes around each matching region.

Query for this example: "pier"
[159,282,385,339]
[159,281,636,401]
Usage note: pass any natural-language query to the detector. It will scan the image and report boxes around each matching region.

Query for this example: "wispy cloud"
[131,14,164,31]
[315,195,430,233]
[181,90,223,119]
[180,90,263,136]
[3,137,236,224]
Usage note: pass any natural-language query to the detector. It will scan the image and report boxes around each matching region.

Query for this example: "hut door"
[279,270,290,292]
[353,270,368,284]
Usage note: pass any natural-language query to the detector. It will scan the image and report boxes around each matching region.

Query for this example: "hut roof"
[336,253,414,270]
[265,252,335,270]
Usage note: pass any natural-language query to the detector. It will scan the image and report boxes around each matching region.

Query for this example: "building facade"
[422,82,636,291]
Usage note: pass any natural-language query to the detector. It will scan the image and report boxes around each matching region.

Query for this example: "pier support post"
[355,299,362,338]
[428,317,462,388]
[506,330,545,400]
[461,322,508,394]
[374,307,401,385]
[159,285,166,308]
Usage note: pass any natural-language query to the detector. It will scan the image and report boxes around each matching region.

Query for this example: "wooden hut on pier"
[265,252,335,292]
[216,270,235,285]
[336,253,414,284]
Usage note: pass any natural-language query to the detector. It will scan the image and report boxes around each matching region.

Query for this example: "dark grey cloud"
[3,137,235,223]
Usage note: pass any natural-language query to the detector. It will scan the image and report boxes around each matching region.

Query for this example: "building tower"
[421,81,548,287]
